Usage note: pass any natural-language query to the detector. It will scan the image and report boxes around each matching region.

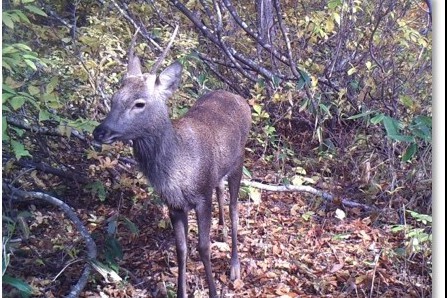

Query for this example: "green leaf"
[382,115,400,136]
[407,210,432,224]
[105,236,123,261]
[10,96,26,110]
[2,61,12,72]
[370,113,385,125]
[319,103,332,116]
[328,0,342,9]
[46,77,59,94]
[11,126,26,137]
[11,140,32,159]
[414,115,432,128]
[2,92,15,103]
[402,143,417,162]
[2,275,33,295]
[242,166,252,179]
[2,13,14,29]
[399,95,414,109]
[13,10,30,23]
[22,54,39,60]
[86,181,107,201]
[122,217,139,235]
[347,110,374,120]
[24,5,48,17]
[67,119,99,133]
[107,219,117,235]
[2,116,8,141]
[2,45,18,55]
[3,84,17,94]
[410,126,431,141]
[24,59,37,70]
[27,85,40,96]
[38,109,52,122]
[13,43,32,52]
[388,134,415,143]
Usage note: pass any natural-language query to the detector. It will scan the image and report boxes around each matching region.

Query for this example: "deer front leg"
[170,209,188,298]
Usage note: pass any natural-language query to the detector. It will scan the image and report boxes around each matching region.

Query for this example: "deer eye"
[133,100,146,109]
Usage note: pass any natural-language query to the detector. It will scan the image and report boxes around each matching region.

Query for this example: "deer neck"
[132,118,179,193]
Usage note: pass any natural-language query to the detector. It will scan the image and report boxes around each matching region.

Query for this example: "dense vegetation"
[2,0,432,297]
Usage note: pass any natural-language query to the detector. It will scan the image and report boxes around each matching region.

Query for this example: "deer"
[92,27,251,298]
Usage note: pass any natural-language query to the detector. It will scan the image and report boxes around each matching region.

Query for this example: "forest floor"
[3,157,431,298]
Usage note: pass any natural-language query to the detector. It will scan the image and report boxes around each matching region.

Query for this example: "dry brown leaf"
[232,278,245,290]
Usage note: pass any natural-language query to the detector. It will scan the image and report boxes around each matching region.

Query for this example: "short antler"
[149,25,179,74]
[127,28,142,76]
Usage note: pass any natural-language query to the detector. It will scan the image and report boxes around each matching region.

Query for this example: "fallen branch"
[3,183,97,298]
[15,159,90,184]
[6,116,86,141]
[241,180,375,211]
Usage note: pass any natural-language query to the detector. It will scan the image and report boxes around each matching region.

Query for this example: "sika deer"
[92,29,251,298]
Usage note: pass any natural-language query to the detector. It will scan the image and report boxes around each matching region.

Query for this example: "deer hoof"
[230,259,241,280]
[220,225,228,242]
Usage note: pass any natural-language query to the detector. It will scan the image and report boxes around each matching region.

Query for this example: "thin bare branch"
[222,0,290,67]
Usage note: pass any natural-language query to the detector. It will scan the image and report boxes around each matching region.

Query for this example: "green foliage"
[2,214,34,297]
[367,112,431,162]
[102,214,139,274]
[2,1,101,161]
[85,181,108,201]
[391,210,432,258]
[2,275,33,297]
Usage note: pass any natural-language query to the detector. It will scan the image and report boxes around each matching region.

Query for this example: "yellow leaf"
[248,187,262,205]
[325,19,335,32]
[292,175,304,186]
[333,12,341,25]
[347,67,357,76]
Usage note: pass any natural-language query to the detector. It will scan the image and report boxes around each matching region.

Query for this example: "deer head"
[93,26,181,144]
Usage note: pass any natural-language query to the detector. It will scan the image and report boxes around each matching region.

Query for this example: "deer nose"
[92,125,107,142]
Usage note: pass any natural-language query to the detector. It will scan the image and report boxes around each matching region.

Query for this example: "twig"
[369,249,382,298]
[170,0,274,83]
[272,0,300,79]
[3,183,97,298]
[110,0,163,51]
[221,0,290,68]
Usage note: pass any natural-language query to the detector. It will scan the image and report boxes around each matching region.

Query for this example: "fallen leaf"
[232,278,244,290]
[329,263,344,273]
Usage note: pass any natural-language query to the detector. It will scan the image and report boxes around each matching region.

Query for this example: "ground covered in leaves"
[3,158,431,298]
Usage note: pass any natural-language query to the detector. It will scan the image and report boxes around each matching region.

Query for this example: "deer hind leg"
[195,197,218,298]
[216,181,228,242]
[227,162,243,281]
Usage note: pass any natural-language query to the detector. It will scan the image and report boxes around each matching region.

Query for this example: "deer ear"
[154,61,183,99]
